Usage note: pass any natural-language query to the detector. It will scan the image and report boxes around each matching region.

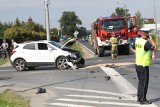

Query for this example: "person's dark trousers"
[135,64,149,102]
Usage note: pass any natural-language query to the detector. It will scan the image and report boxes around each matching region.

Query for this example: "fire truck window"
[102,21,110,29]
[128,18,135,29]
[102,20,126,30]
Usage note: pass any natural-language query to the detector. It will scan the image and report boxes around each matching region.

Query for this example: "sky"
[0,0,159,30]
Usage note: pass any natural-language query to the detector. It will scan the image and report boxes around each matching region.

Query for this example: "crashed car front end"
[62,48,85,68]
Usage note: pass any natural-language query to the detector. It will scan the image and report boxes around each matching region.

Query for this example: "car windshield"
[102,19,126,30]
[49,41,62,49]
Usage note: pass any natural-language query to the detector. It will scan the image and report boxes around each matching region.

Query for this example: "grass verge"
[0,59,9,66]
[0,90,29,107]
[71,42,84,57]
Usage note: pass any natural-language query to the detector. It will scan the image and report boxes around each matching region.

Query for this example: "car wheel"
[14,59,27,71]
[56,56,69,69]
[97,47,104,57]
[28,66,35,70]
[1,53,6,59]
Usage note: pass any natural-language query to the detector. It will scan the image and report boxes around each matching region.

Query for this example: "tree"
[111,7,130,17]
[135,10,143,29]
[14,17,21,27]
[59,11,82,37]
[4,18,46,42]
[50,28,60,42]
[77,27,87,38]
[0,21,12,39]
[0,22,4,39]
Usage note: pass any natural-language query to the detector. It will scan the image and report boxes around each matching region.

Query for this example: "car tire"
[1,53,6,59]
[14,59,27,71]
[56,56,69,70]
[97,47,104,57]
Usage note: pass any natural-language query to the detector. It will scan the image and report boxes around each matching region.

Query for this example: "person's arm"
[6,42,9,49]
[148,36,158,60]
[130,39,136,53]
[148,36,158,52]
[151,51,156,60]
[144,41,156,60]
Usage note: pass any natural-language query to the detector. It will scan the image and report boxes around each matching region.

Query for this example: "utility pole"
[44,0,50,40]
[153,0,158,47]
[124,3,126,18]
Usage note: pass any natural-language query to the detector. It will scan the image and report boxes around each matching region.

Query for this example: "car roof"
[19,40,52,44]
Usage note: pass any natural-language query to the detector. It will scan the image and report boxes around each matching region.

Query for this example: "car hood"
[62,48,80,54]
[61,38,77,49]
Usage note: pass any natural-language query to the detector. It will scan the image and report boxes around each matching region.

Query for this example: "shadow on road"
[150,97,160,103]
[0,76,13,80]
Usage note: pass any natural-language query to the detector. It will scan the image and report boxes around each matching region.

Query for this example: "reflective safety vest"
[135,38,151,66]
[110,36,118,46]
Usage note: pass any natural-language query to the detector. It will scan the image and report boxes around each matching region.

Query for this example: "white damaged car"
[10,39,85,71]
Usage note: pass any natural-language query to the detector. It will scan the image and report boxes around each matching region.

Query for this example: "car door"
[35,43,55,63]
[22,43,37,62]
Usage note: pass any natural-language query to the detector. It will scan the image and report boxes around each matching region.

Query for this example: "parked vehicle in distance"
[10,39,85,71]
[81,36,88,42]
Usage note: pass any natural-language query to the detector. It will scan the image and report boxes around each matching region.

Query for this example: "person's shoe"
[137,98,140,102]
[140,100,152,104]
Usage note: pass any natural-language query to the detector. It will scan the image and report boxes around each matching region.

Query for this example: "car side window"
[23,43,35,50]
[38,43,48,50]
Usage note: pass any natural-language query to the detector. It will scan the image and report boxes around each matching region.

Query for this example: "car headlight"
[70,53,77,58]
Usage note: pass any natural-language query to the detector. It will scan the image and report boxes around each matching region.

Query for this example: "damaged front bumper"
[66,55,85,69]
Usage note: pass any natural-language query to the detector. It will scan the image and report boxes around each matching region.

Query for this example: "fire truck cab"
[91,16,138,57]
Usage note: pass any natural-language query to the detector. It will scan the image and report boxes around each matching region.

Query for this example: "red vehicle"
[91,16,138,57]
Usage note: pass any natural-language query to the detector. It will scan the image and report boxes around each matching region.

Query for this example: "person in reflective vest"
[131,28,157,104]
[110,33,118,60]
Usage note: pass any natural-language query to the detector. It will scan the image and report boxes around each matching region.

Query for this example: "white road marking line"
[56,98,153,107]
[43,102,94,107]
[55,87,130,98]
[66,94,135,100]
[101,67,136,95]
[101,67,158,107]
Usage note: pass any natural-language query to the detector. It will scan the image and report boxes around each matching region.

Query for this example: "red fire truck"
[91,16,138,57]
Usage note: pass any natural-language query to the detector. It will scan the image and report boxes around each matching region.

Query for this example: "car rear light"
[11,50,16,56]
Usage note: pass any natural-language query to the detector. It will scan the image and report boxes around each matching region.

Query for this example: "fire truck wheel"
[124,45,130,55]
[95,49,98,55]
[97,47,104,57]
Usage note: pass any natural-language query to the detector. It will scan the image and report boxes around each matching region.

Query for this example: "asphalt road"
[0,41,160,107]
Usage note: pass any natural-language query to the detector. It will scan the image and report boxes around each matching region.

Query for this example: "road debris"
[154,76,157,78]
[36,87,46,94]
[105,63,117,68]
[90,71,95,73]
[67,61,78,70]
[105,76,111,81]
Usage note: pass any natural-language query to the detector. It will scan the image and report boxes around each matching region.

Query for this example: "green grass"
[0,90,29,107]
[0,59,8,66]
[61,39,84,57]
[71,42,84,57]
